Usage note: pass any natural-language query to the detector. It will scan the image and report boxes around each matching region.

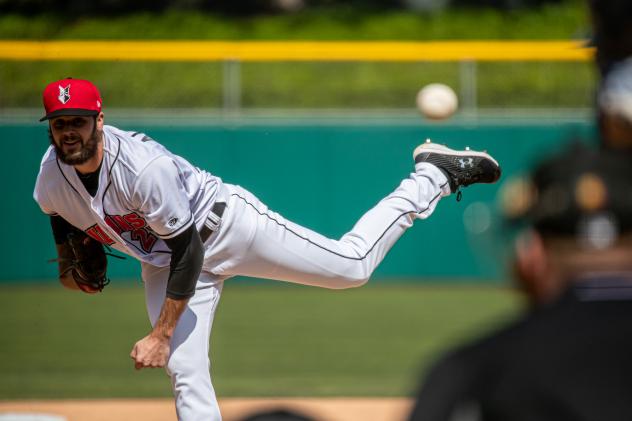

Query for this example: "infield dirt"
[0,398,413,421]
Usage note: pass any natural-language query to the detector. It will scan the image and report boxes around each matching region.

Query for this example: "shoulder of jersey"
[105,125,173,175]
[39,145,57,167]
[37,146,64,185]
[35,146,65,197]
[104,125,157,144]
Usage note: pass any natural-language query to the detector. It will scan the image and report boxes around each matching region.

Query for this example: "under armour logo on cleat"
[458,158,474,169]
[58,85,71,104]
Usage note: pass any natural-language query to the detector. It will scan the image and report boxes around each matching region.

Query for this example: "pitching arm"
[129,224,204,369]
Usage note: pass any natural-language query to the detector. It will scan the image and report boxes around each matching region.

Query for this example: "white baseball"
[416,83,458,120]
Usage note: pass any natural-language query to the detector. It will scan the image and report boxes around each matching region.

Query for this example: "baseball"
[416,83,458,120]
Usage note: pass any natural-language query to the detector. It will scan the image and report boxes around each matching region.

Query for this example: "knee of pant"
[166,350,208,380]
[332,273,369,289]
[348,274,369,288]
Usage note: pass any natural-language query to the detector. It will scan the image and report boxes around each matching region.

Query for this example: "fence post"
[223,59,242,113]
[459,59,478,118]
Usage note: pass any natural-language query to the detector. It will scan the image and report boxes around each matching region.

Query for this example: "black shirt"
[409,276,632,421]
[75,162,101,197]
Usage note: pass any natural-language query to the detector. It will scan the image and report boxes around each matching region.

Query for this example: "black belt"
[200,202,227,243]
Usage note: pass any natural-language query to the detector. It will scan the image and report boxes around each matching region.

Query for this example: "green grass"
[0,283,521,398]
[0,61,595,109]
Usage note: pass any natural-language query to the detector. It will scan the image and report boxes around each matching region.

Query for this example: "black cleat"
[414,139,501,193]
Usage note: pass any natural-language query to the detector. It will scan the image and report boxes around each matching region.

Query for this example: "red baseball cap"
[40,78,102,122]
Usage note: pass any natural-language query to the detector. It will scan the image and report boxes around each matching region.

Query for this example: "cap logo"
[57,84,70,104]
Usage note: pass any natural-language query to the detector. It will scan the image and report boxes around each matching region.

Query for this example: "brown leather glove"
[63,231,110,293]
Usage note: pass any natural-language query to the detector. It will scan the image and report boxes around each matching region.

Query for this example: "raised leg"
[204,162,450,289]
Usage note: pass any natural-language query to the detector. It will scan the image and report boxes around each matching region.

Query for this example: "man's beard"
[49,125,101,166]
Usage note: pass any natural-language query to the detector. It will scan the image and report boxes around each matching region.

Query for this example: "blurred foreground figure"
[238,408,317,421]
[409,144,632,421]
[589,0,632,150]
[598,58,632,149]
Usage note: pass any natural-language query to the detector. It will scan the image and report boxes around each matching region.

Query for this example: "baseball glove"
[63,231,110,293]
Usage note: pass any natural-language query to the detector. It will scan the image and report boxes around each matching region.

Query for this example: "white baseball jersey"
[34,125,221,267]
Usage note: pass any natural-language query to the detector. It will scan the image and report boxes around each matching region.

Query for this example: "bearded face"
[48,116,101,166]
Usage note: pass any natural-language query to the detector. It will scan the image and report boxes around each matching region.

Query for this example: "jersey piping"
[100,134,159,256]
[100,133,121,206]
[56,158,83,199]
[100,133,174,256]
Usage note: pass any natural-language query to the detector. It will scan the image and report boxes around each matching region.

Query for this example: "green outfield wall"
[1,114,594,282]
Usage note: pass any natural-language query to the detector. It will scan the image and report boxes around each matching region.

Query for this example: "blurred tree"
[0,0,169,15]
[451,0,563,8]
[589,0,632,76]
[0,0,405,15]
[0,0,572,15]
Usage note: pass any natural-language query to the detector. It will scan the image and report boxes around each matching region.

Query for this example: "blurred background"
[0,0,597,413]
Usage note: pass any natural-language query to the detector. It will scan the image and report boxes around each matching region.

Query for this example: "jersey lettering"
[124,213,146,230]
[103,212,158,254]
[85,224,115,245]
[131,227,158,252]
[110,215,134,232]
[104,216,123,235]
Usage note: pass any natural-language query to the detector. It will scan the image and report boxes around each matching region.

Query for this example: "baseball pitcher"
[34,78,501,421]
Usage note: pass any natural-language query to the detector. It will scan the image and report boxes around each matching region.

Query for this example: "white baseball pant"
[142,162,450,421]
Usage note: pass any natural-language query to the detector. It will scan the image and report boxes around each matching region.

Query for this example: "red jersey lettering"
[124,213,146,230]
[85,224,115,245]
[131,228,158,253]
[111,214,134,232]
[104,215,123,235]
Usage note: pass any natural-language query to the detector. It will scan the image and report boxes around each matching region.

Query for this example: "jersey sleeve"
[33,147,60,216]
[33,174,57,216]
[132,156,194,239]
